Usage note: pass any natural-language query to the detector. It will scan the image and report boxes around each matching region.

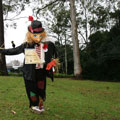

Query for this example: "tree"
[32,0,82,78]
[0,0,8,75]
[69,0,82,79]
[80,9,120,80]
[3,0,30,29]
[50,6,71,74]
[47,0,82,77]
[0,0,29,75]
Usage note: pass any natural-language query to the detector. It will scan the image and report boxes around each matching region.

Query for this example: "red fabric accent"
[29,26,42,33]
[35,44,41,69]
[43,44,48,49]
[30,96,37,102]
[33,27,42,32]
[37,81,44,89]
[39,103,44,110]
[29,16,34,21]
[46,60,56,70]
[39,99,44,110]
[29,26,33,33]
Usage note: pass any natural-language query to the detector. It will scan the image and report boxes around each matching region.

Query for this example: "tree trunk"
[69,0,82,79]
[0,0,8,75]
[64,34,67,74]
[85,8,88,43]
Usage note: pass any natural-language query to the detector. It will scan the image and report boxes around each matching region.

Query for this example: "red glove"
[46,60,56,70]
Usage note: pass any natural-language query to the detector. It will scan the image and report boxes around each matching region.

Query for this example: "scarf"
[35,43,45,69]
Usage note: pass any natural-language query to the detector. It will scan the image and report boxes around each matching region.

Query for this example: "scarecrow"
[0,16,58,113]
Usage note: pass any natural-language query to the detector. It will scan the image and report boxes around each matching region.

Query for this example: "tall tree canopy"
[1,0,120,80]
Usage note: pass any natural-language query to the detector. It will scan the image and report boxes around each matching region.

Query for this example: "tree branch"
[78,30,86,43]
[36,0,59,15]
[4,16,28,21]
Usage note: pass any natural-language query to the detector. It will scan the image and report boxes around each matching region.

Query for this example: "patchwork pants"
[24,69,46,107]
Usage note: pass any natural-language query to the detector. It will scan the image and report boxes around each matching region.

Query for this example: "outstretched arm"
[0,43,25,55]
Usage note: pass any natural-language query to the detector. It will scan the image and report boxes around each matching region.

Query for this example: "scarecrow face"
[30,32,46,43]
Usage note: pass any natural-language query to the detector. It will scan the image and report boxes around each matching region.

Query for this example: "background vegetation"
[1,0,120,80]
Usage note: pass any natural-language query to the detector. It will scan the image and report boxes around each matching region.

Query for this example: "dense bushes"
[81,24,120,81]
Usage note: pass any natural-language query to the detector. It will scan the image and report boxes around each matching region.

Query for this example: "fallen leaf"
[11,110,16,114]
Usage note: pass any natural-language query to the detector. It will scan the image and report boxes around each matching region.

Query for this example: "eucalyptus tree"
[0,0,29,75]
[44,2,71,74]
[80,1,120,80]
[3,0,30,28]
[0,0,8,75]
[76,0,107,44]
[76,0,97,44]
[74,0,120,46]
[33,0,82,78]
[69,0,82,78]
[88,0,120,33]
[50,6,71,74]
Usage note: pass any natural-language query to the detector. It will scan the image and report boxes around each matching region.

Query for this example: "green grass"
[0,76,120,120]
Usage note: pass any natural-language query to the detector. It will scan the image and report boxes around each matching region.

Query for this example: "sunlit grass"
[0,76,120,120]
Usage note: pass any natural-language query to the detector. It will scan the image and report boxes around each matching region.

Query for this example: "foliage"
[7,72,73,78]
[8,72,23,76]
[2,0,120,80]
[3,0,29,28]
[81,10,120,81]
[54,73,73,78]
[3,0,26,15]
[1,76,120,120]
[55,41,74,74]
[49,4,71,44]
[3,0,29,15]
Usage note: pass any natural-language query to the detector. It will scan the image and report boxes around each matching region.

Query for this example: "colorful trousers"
[24,69,46,107]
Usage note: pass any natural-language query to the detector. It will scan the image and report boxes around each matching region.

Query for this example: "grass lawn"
[0,76,120,120]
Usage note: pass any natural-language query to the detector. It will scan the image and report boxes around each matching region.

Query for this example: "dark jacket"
[0,41,57,81]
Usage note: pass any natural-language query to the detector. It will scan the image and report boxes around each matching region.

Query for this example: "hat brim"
[28,26,45,33]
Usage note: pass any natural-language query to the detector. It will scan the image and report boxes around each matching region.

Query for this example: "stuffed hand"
[46,60,56,70]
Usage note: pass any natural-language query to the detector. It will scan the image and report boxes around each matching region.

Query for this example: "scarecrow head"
[26,16,47,43]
